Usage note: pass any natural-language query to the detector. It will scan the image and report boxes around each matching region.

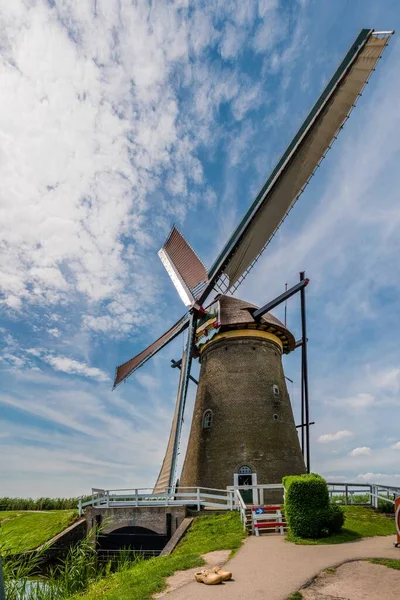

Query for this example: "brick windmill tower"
[179,295,305,500]
[113,30,392,496]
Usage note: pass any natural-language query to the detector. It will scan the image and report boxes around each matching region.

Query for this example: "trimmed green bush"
[283,473,344,539]
[327,503,345,534]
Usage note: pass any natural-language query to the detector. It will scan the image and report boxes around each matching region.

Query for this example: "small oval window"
[203,409,213,429]
[273,414,279,421]
[272,384,280,396]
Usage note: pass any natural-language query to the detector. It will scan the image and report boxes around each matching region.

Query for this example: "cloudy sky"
[1,0,399,497]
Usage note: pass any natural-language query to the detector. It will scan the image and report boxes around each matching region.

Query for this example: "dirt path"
[302,560,400,599]
[160,534,400,600]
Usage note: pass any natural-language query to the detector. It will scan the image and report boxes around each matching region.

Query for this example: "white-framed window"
[238,465,252,474]
[272,384,280,396]
[202,409,213,429]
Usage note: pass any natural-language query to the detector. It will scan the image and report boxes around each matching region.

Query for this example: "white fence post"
[197,488,201,511]
[135,489,139,507]
[78,498,82,517]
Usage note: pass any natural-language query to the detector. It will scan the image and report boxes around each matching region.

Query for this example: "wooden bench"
[251,505,286,536]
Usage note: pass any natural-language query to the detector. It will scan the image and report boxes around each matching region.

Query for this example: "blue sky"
[1,0,399,497]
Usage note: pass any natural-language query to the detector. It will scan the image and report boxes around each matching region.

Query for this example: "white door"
[234,467,258,505]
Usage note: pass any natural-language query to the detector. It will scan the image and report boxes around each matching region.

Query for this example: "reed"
[0,498,90,511]
[1,531,141,599]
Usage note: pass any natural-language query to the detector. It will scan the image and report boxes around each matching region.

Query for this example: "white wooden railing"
[227,483,285,506]
[79,487,232,516]
[326,482,400,507]
[78,481,400,516]
[234,489,247,531]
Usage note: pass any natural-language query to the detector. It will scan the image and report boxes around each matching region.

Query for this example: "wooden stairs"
[246,505,287,536]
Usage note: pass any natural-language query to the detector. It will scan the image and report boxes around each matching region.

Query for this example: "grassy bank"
[287,506,396,545]
[0,510,78,554]
[75,512,245,600]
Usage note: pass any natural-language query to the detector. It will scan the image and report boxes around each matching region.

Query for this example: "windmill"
[113,30,393,495]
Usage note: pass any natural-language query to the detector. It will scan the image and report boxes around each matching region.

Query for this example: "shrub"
[378,498,395,514]
[327,503,345,534]
[283,473,344,539]
[0,497,90,511]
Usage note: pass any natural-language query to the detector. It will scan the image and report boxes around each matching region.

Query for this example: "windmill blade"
[200,29,393,299]
[158,226,208,306]
[113,312,190,388]
[153,313,197,492]
[153,348,187,493]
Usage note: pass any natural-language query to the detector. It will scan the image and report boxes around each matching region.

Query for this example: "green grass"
[286,506,396,545]
[76,512,245,600]
[331,495,395,514]
[369,558,400,570]
[174,512,245,556]
[287,592,303,600]
[0,510,78,554]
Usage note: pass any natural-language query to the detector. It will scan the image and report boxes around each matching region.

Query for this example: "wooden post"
[345,485,348,505]
[0,556,5,600]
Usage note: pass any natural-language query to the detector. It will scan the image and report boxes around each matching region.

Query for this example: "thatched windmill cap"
[215,295,296,354]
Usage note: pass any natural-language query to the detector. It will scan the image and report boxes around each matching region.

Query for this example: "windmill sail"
[113,313,190,388]
[202,29,393,297]
[158,226,208,306]
[154,313,197,491]
[153,349,188,493]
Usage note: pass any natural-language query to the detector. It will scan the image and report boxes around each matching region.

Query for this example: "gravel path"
[160,534,400,600]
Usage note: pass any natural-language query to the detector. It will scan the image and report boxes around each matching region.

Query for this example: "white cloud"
[349,447,372,457]
[357,473,400,486]
[219,23,247,60]
[47,328,61,338]
[0,353,26,367]
[45,356,109,382]
[0,1,267,334]
[231,81,263,121]
[317,430,353,443]
[392,441,400,450]
[374,368,400,391]
[25,348,109,382]
[2,295,23,310]
[338,393,376,410]
[0,355,183,495]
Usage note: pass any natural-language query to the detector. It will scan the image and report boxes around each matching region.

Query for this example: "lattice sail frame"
[203,30,394,298]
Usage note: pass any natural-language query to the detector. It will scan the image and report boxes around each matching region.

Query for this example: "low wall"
[37,517,86,552]
[85,505,187,538]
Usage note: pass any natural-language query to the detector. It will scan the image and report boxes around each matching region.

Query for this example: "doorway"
[234,466,258,505]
